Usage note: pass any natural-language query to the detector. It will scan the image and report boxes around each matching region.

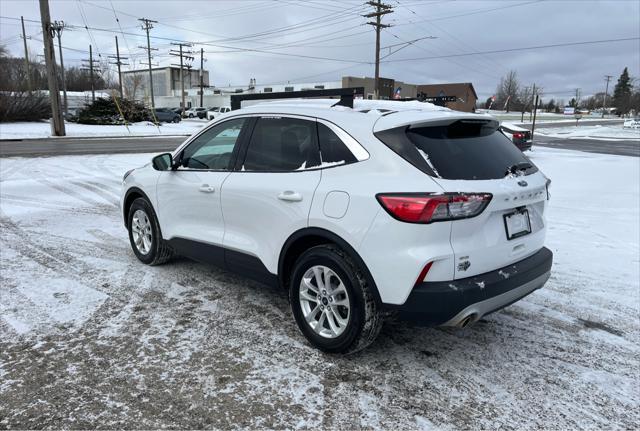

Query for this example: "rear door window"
[242,117,320,171]
[375,120,537,180]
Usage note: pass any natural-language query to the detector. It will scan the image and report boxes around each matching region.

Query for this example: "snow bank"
[0,120,206,140]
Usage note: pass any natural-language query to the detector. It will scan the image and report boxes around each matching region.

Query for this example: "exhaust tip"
[458,314,477,328]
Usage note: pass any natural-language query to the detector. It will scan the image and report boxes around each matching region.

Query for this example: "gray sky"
[1,0,639,103]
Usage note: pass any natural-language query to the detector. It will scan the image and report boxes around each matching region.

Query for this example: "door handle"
[278,191,302,202]
[199,184,215,193]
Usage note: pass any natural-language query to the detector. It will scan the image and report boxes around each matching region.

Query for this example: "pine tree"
[612,67,632,115]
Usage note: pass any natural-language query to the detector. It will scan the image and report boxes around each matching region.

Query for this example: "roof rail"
[230,87,365,110]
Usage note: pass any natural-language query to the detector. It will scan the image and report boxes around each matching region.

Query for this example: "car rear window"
[375,120,537,180]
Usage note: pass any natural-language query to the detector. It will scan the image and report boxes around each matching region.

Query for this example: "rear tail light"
[513,132,525,139]
[376,193,492,224]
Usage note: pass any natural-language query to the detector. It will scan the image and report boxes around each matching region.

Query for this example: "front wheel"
[289,245,383,353]
[127,197,173,265]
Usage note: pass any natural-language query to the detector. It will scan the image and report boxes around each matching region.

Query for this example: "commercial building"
[121,66,210,102]
[121,68,477,113]
[416,83,478,112]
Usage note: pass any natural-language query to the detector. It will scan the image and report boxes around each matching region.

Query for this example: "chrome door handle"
[199,184,215,193]
[277,191,302,202]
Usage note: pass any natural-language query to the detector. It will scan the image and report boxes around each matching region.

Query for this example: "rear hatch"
[375,114,549,279]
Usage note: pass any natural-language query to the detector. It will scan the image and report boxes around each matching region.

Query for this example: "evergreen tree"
[612,67,632,115]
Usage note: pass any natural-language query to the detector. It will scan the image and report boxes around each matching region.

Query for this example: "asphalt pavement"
[0,135,186,157]
[533,136,639,157]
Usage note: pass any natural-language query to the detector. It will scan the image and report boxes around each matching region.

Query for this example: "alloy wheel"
[131,209,153,255]
[299,265,351,338]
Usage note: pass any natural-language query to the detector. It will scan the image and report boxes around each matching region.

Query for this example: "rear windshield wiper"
[505,162,532,176]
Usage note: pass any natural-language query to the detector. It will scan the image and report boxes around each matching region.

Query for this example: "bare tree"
[517,86,533,120]
[496,70,520,112]
[124,73,143,99]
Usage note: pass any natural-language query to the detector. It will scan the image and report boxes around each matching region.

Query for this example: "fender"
[278,227,382,305]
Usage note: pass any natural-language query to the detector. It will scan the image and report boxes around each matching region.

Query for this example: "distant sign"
[424,96,457,103]
[563,106,575,115]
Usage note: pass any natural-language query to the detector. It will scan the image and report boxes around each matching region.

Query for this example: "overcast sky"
[1,0,638,102]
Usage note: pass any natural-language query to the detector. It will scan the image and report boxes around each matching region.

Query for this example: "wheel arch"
[123,187,155,229]
[278,227,382,305]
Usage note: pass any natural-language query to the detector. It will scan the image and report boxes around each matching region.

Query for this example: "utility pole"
[138,18,158,109]
[531,94,539,139]
[109,36,128,98]
[529,83,536,121]
[364,1,392,100]
[81,45,97,102]
[51,20,67,116]
[38,0,65,136]
[199,47,206,108]
[602,75,612,118]
[21,16,32,92]
[574,88,581,108]
[170,42,194,115]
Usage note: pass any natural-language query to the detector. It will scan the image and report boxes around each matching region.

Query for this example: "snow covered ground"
[536,124,640,141]
[0,147,638,428]
[477,109,621,125]
[0,120,206,140]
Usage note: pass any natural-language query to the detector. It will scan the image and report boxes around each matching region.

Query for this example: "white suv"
[121,99,553,353]
[206,106,231,120]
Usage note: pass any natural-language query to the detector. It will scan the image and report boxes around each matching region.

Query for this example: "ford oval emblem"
[517,180,528,187]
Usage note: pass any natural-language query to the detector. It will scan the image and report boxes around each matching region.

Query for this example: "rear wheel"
[127,197,173,265]
[289,245,383,353]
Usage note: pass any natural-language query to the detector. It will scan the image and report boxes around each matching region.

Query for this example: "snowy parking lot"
[0,147,638,428]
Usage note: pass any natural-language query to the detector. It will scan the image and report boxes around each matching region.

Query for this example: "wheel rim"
[299,265,351,339]
[131,209,153,255]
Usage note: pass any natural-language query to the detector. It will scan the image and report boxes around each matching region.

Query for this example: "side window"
[242,117,320,172]
[317,123,357,165]
[180,118,246,170]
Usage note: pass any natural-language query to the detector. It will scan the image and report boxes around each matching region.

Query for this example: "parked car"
[121,99,553,353]
[184,107,207,118]
[153,108,181,123]
[170,107,183,114]
[206,106,232,120]
[623,117,640,129]
[500,122,533,151]
[197,108,212,119]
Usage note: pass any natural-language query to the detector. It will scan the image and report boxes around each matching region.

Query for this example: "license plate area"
[503,208,531,240]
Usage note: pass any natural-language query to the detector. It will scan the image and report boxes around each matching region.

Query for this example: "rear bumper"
[515,139,533,151]
[387,247,553,326]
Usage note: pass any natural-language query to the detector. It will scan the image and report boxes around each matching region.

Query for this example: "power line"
[383,37,640,63]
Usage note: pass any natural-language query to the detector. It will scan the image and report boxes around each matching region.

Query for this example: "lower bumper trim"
[442,271,550,327]
[386,246,553,326]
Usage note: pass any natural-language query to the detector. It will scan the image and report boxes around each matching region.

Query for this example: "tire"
[188,113,194,118]
[127,197,173,266]
[173,117,180,123]
[289,244,383,354]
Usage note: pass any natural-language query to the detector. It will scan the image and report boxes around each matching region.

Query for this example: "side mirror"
[152,153,174,171]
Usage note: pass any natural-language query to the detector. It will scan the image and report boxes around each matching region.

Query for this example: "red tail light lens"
[376,193,492,223]
[513,132,525,139]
